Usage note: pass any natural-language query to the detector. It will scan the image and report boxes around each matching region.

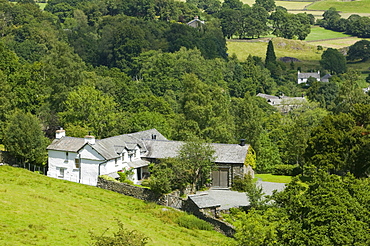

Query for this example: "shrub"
[231,175,253,192]
[90,220,149,246]
[99,175,119,182]
[273,164,301,176]
[176,215,213,231]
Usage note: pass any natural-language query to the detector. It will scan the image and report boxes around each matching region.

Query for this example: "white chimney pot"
[56,128,66,139]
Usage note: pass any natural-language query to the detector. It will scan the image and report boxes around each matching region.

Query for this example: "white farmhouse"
[47,129,253,187]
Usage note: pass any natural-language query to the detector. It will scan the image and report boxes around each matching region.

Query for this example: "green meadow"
[0,166,231,246]
[308,0,370,13]
[227,38,322,69]
[305,26,351,41]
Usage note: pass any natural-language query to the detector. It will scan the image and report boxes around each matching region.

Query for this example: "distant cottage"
[257,93,306,113]
[187,16,205,28]
[297,71,331,84]
[47,129,253,188]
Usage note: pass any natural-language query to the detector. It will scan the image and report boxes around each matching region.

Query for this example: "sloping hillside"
[0,166,231,246]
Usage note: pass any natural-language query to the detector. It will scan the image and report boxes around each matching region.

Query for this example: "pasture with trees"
[0,0,370,244]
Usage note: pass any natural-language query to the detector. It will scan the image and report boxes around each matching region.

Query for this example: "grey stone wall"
[97,177,235,237]
[183,198,235,237]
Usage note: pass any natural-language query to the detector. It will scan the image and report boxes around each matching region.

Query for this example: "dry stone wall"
[97,177,235,237]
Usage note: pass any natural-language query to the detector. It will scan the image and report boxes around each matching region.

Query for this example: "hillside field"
[0,166,231,246]
[227,38,322,69]
[308,0,370,13]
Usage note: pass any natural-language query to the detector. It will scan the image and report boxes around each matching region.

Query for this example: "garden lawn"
[0,166,232,246]
[255,174,292,183]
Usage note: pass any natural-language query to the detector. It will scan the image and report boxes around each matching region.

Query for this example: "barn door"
[212,168,229,188]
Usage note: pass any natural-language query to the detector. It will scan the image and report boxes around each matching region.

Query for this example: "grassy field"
[227,38,322,69]
[308,36,370,49]
[255,174,292,183]
[0,166,231,246]
[275,1,311,9]
[308,0,370,13]
[305,26,351,41]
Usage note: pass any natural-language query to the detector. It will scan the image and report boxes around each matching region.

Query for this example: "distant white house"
[47,129,252,187]
[297,71,332,84]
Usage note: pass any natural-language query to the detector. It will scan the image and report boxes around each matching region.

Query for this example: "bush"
[231,175,253,192]
[90,220,149,246]
[176,215,213,231]
[99,175,119,182]
[273,164,301,176]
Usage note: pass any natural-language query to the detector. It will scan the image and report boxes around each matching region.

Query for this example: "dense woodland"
[1,0,370,244]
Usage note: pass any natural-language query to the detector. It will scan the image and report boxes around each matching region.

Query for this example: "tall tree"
[254,0,275,12]
[3,111,49,165]
[347,40,370,62]
[320,48,347,74]
[178,138,216,192]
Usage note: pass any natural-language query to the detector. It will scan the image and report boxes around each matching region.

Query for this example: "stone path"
[194,181,286,210]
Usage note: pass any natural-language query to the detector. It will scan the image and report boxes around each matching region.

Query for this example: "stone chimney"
[240,139,246,146]
[55,128,66,139]
[84,133,95,145]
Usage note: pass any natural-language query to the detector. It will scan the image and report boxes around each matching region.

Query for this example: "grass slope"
[308,0,370,13]
[0,166,231,246]
[227,38,322,69]
[305,26,351,41]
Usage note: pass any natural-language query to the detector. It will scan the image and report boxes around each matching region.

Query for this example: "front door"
[212,168,229,188]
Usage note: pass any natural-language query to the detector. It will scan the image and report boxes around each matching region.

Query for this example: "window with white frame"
[58,168,66,178]
[75,158,80,168]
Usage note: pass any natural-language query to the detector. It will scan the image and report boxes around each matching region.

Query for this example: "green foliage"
[3,111,48,165]
[244,146,256,169]
[176,215,213,231]
[305,111,370,177]
[148,139,216,194]
[99,175,119,182]
[320,48,347,74]
[233,172,370,246]
[90,220,149,246]
[347,39,370,62]
[118,169,135,184]
[272,164,299,176]
[147,165,174,194]
[231,174,253,192]
[233,208,279,246]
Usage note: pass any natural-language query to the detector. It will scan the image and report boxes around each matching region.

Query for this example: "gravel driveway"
[193,181,286,210]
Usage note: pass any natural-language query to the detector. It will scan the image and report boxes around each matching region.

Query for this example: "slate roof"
[47,129,249,164]
[143,139,249,164]
[47,137,85,152]
[257,93,306,106]
[188,194,220,209]
[187,17,205,28]
[127,128,167,141]
[298,72,320,80]
[321,74,332,82]
[128,159,150,169]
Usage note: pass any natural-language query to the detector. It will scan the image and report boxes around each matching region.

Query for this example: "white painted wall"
[48,144,147,186]
[47,150,79,182]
